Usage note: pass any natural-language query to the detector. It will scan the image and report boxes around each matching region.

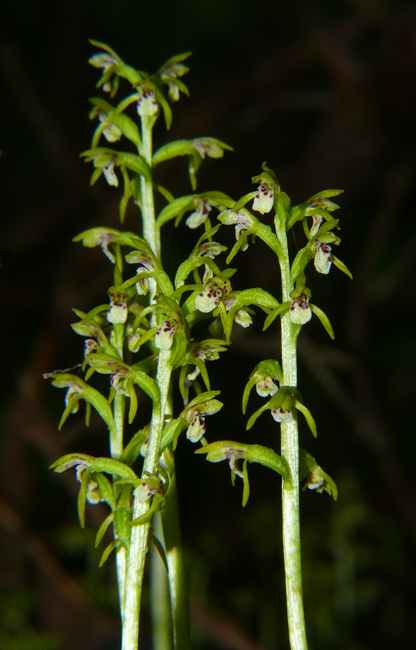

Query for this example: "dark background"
[1,1,416,649]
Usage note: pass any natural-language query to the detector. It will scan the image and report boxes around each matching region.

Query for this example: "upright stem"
[277,225,308,650]
[161,462,191,650]
[122,110,178,650]
[150,512,173,650]
[112,322,127,617]
[140,115,160,259]
[122,350,172,650]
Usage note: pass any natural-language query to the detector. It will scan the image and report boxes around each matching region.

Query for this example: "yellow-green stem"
[122,349,172,650]
[112,323,127,617]
[277,222,308,650]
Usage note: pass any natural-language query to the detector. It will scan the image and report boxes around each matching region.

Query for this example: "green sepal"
[95,513,114,548]
[156,90,173,129]
[287,189,343,230]
[71,319,108,348]
[122,152,151,180]
[153,138,232,189]
[174,228,227,288]
[196,440,290,486]
[119,165,131,223]
[156,194,194,227]
[233,192,257,211]
[89,97,141,147]
[153,140,195,166]
[99,540,119,567]
[263,302,291,330]
[89,40,142,90]
[290,248,311,284]
[95,472,117,509]
[50,374,117,436]
[174,257,204,289]
[77,468,91,527]
[113,496,133,549]
[59,455,137,481]
[242,359,282,414]
[120,427,148,466]
[81,147,151,182]
[222,288,279,342]
[299,449,338,500]
[241,460,250,507]
[153,183,175,204]
[332,254,353,279]
[86,353,160,405]
[268,388,294,414]
[310,304,335,340]
[160,418,185,452]
[293,399,317,438]
[246,402,271,430]
[125,245,174,297]
[153,51,191,84]
[130,496,163,526]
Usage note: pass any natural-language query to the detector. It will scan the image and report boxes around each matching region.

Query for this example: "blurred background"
[1,0,416,648]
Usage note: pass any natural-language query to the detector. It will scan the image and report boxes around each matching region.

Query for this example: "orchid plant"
[47,40,352,650]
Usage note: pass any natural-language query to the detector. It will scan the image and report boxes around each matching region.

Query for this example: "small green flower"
[218,209,256,251]
[89,52,118,73]
[195,273,230,314]
[127,251,156,295]
[134,475,165,503]
[88,152,119,186]
[182,394,223,443]
[98,112,123,143]
[185,198,212,229]
[191,138,225,160]
[76,465,102,504]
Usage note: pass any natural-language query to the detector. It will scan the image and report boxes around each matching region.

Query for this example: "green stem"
[140,114,160,259]
[122,349,172,650]
[277,224,308,650]
[150,512,173,650]
[121,111,165,650]
[162,458,191,650]
[112,322,127,618]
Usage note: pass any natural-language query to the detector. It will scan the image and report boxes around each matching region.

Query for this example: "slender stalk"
[121,110,163,650]
[122,349,172,650]
[277,224,308,650]
[112,322,127,617]
[150,512,173,650]
[161,461,191,650]
[140,114,160,259]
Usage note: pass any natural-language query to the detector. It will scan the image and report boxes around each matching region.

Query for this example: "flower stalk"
[276,214,308,649]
